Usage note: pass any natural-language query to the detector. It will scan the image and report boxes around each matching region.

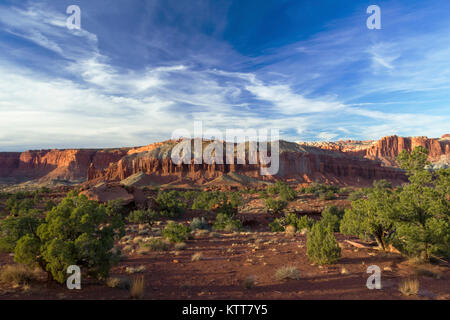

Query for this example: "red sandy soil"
[0,230,449,300]
[0,193,448,300]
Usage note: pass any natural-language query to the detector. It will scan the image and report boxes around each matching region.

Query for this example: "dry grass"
[136,246,152,255]
[130,275,145,299]
[191,252,204,261]
[285,225,296,236]
[399,278,419,296]
[194,229,210,238]
[242,275,257,289]
[125,265,146,274]
[145,238,170,251]
[174,242,187,250]
[106,277,131,290]
[340,267,350,275]
[0,264,40,286]
[275,266,300,281]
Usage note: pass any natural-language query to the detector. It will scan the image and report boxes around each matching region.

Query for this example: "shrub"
[267,181,296,201]
[191,191,226,211]
[127,209,159,227]
[228,192,243,208]
[162,222,191,243]
[156,191,186,217]
[265,198,287,214]
[320,190,336,200]
[269,219,285,232]
[13,193,125,283]
[190,217,209,230]
[45,200,56,211]
[0,192,10,199]
[0,209,42,253]
[302,183,340,195]
[216,202,236,217]
[307,222,341,265]
[393,149,450,260]
[321,206,345,232]
[279,187,296,202]
[6,198,36,215]
[39,187,51,194]
[182,191,199,202]
[258,190,268,199]
[297,216,315,232]
[348,189,366,201]
[106,199,128,216]
[341,148,450,260]
[275,266,300,281]
[285,213,299,229]
[340,180,396,251]
[213,213,242,232]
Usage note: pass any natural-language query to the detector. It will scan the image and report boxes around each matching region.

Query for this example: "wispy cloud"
[0,0,448,151]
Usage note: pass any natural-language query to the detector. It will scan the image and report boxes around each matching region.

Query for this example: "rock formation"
[85,140,406,186]
[364,135,450,166]
[1,134,448,187]
[0,148,128,183]
[300,135,450,167]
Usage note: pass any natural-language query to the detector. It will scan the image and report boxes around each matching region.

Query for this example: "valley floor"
[1,231,449,300]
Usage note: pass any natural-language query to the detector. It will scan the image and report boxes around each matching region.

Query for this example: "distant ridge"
[0,134,448,188]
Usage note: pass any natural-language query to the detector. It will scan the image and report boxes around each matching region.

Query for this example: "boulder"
[80,183,134,204]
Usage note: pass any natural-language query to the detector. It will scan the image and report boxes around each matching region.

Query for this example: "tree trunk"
[374,234,386,251]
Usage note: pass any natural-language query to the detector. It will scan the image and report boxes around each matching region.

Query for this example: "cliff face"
[0,148,128,182]
[87,141,406,186]
[2,134,448,187]
[301,135,450,168]
[364,135,450,166]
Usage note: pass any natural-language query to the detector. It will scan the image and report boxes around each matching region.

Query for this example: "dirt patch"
[1,231,448,300]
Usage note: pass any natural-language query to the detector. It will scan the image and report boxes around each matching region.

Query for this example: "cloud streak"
[0,0,449,151]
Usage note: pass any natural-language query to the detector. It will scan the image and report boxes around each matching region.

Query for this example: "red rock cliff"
[365,135,450,166]
[0,148,128,182]
[87,141,406,186]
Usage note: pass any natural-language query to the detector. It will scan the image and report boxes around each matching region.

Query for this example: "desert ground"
[0,188,448,300]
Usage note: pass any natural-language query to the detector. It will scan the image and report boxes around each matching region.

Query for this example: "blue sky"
[0,0,449,151]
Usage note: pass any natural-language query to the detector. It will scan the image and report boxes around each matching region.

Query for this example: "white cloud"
[317,132,338,141]
[0,1,448,151]
[245,83,344,115]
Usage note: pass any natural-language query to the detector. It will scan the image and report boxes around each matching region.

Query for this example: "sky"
[0,0,449,151]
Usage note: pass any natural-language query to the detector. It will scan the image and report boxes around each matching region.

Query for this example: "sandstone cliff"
[2,134,448,187]
[86,140,406,186]
[364,135,450,166]
[0,148,128,183]
[300,134,450,167]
